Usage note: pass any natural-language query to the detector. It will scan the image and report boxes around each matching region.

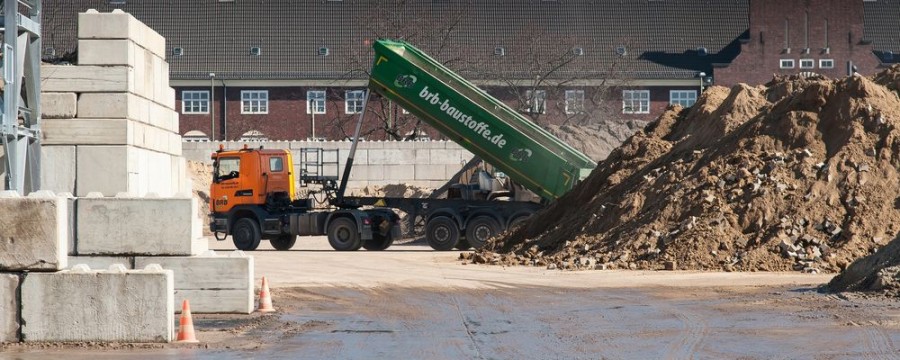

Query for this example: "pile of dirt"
[347,184,434,198]
[545,121,649,162]
[827,234,900,296]
[473,65,900,273]
[187,160,213,236]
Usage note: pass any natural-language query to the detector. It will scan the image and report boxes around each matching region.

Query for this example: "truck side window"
[215,157,241,181]
[270,157,284,172]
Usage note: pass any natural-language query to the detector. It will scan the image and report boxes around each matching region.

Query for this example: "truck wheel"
[270,234,297,251]
[232,218,262,251]
[363,233,393,251]
[327,217,362,251]
[466,216,500,249]
[425,216,459,251]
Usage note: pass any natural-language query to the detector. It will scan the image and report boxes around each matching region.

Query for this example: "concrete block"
[134,252,253,290]
[355,165,384,181]
[76,196,203,255]
[21,268,174,342]
[175,289,252,314]
[415,164,446,180]
[368,149,415,165]
[77,92,147,123]
[0,192,68,271]
[67,256,133,270]
[76,146,133,197]
[42,118,129,146]
[384,165,415,181]
[430,149,466,165]
[162,86,176,110]
[40,145,76,194]
[0,274,19,343]
[415,149,431,163]
[77,39,136,66]
[41,65,133,93]
[41,92,77,119]
[78,10,166,58]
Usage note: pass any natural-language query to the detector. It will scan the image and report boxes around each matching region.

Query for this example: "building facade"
[42,0,897,141]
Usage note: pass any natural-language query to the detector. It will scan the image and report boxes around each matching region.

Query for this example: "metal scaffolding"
[0,0,41,194]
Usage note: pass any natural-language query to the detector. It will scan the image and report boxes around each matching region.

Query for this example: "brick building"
[42,0,896,141]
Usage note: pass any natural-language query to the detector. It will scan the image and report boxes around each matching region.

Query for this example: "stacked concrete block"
[20,265,174,342]
[75,193,206,256]
[0,274,19,342]
[135,251,254,314]
[39,9,188,198]
[0,191,69,271]
[67,256,133,270]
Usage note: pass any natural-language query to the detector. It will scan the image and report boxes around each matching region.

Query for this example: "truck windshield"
[215,157,241,182]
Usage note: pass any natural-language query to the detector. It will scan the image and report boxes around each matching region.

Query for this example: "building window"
[779,59,795,69]
[820,59,835,69]
[799,59,815,69]
[307,90,326,114]
[622,90,650,114]
[345,90,366,114]
[564,90,585,114]
[240,90,268,114]
[669,90,698,107]
[525,90,546,114]
[181,91,209,114]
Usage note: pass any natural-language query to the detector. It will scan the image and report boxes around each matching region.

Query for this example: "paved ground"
[3,236,900,359]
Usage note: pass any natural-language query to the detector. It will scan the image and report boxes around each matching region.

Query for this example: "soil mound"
[187,160,213,236]
[475,68,900,273]
[545,121,648,161]
[827,234,900,295]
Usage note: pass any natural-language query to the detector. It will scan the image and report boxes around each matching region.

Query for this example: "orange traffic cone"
[257,276,275,313]
[176,299,199,343]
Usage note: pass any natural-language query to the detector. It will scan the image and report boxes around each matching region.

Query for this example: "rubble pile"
[828,234,900,296]
[472,65,900,273]
[545,121,649,162]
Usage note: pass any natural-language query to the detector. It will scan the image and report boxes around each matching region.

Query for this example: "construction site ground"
[1,237,898,359]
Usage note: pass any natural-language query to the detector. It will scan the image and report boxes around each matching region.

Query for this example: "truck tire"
[455,238,472,250]
[327,217,362,251]
[232,218,262,251]
[363,233,393,251]
[466,216,500,249]
[270,234,297,251]
[425,216,460,251]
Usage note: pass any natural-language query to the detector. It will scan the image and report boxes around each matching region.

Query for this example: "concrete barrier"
[76,194,205,256]
[0,274,19,343]
[40,146,77,195]
[20,266,174,342]
[134,251,254,314]
[0,191,68,271]
[41,92,77,119]
[68,256,134,270]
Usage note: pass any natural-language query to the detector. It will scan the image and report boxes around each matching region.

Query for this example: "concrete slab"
[0,192,68,271]
[40,146,76,194]
[78,10,166,58]
[0,273,19,343]
[20,268,174,342]
[368,149,415,165]
[384,165,415,180]
[77,92,147,123]
[41,65,132,93]
[415,164,446,180]
[67,256,133,270]
[76,195,204,256]
[134,252,253,290]
[175,289,253,314]
[41,92,77,119]
[77,39,136,67]
[75,145,133,197]
[42,118,129,146]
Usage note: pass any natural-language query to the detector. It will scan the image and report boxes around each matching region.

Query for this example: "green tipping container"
[369,39,596,201]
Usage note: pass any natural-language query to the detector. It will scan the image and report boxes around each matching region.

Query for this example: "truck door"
[211,156,244,212]
[263,154,290,195]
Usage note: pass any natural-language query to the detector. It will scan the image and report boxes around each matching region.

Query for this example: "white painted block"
[67,256,133,270]
[76,196,202,256]
[77,39,136,66]
[41,92,77,119]
[384,165,415,181]
[41,65,133,93]
[175,289,252,314]
[40,146,76,194]
[0,274,19,343]
[415,164,446,180]
[21,268,173,342]
[0,194,69,271]
[134,253,253,290]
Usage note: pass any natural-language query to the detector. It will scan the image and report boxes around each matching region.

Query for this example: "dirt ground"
[2,236,899,359]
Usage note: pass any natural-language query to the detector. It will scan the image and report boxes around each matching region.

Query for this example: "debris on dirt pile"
[347,184,434,199]
[545,121,649,162]
[473,67,900,272]
[827,234,900,296]
[188,160,213,236]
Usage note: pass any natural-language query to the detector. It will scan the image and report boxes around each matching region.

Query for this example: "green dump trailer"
[339,39,597,251]
[368,39,596,200]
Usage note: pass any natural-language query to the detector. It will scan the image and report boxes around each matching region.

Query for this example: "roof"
[42,0,750,81]
[863,0,900,64]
